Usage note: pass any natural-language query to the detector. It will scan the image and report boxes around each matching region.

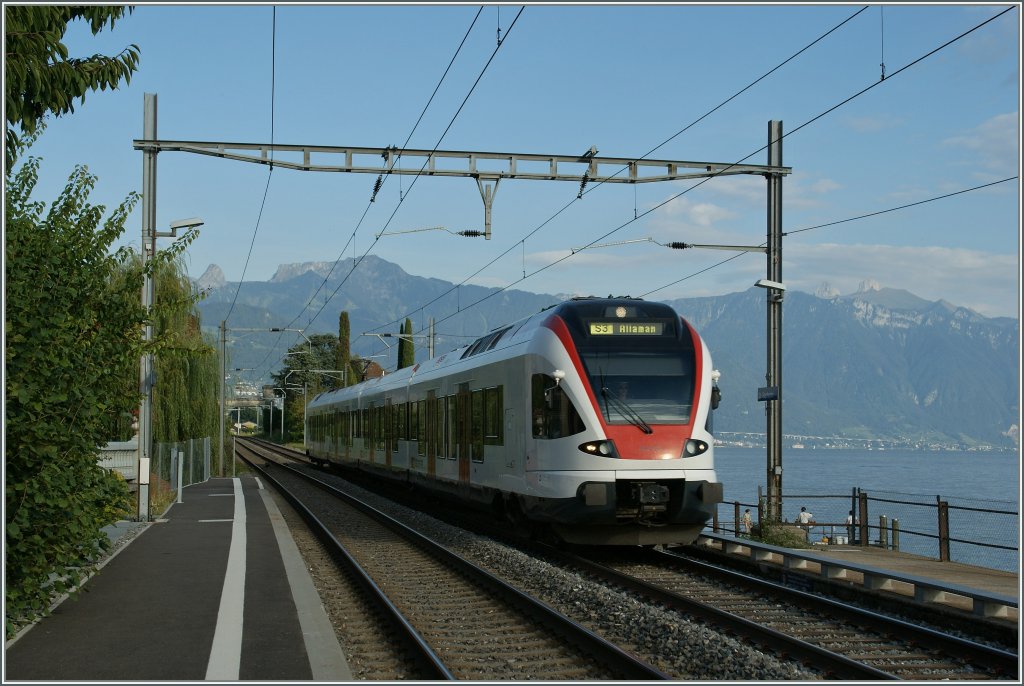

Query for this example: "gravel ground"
[281,467,823,681]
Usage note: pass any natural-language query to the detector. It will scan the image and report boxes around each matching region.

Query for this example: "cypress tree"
[399,317,415,369]
[337,311,351,387]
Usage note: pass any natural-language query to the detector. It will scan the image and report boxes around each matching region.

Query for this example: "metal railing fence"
[713,486,1019,573]
[151,437,212,508]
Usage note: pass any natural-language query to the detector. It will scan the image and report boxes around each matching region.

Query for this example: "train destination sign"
[589,321,664,336]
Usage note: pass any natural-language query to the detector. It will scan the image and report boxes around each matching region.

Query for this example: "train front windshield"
[559,301,698,426]
[581,350,694,424]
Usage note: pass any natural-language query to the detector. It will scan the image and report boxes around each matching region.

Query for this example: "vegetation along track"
[566,547,1019,680]
[235,439,669,681]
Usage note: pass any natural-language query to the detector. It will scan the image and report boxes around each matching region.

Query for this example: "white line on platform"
[205,478,246,681]
[198,519,234,523]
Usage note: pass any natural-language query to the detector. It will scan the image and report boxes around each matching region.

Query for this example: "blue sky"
[18,3,1021,321]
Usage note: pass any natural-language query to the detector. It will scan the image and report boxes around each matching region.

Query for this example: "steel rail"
[237,439,671,681]
[235,442,455,680]
[657,547,1020,677]
[544,547,897,681]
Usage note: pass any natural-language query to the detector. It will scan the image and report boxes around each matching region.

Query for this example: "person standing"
[741,508,753,537]
[797,506,815,539]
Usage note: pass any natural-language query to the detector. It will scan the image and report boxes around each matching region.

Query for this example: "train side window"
[531,374,585,439]
[484,386,503,445]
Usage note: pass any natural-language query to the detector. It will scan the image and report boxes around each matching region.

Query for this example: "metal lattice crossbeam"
[131,139,791,183]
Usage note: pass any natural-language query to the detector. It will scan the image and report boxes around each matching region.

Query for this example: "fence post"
[937,497,950,561]
[757,485,765,524]
[858,491,869,547]
[891,518,900,551]
[712,504,720,533]
[734,501,741,537]
[189,439,194,487]
[176,449,183,504]
[879,514,888,549]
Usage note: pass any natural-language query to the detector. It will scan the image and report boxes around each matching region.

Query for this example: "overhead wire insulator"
[667,242,691,250]
[458,230,485,237]
[577,171,589,199]
[370,174,383,203]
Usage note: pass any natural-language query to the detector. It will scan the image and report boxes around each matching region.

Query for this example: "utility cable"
[280,5,484,333]
[786,176,1018,237]
[395,6,1014,340]
[579,6,870,199]
[252,6,517,378]
[300,6,525,334]
[224,8,277,323]
[367,5,870,335]
[641,175,1018,298]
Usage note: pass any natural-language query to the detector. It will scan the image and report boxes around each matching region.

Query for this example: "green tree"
[336,311,351,387]
[148,256,219,442]
[271,334,338,441]
[4,137,199,637]
[4,5,140,171]
[398,318,415,370]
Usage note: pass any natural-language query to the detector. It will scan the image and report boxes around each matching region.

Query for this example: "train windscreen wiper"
[600,386,653,434]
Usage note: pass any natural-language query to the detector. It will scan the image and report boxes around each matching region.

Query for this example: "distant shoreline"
[715,443,1018,453]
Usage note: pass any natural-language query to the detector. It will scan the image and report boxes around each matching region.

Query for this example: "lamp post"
[136,214,203,521]
[272,387,287,441]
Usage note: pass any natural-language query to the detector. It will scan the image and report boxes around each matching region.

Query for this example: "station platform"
[697,532,1019,623]
[4,477,351,681]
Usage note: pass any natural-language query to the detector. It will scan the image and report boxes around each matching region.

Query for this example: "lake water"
[712,447,1020,573]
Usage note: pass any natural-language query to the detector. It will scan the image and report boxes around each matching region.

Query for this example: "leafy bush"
[4,140,198,637]
[755,520,813,549]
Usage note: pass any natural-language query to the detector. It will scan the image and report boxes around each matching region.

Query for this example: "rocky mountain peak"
[270,261,339,283]
[196,264,226,290]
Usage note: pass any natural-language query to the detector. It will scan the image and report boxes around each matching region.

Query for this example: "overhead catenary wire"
[357,174,1021,370]
[279,6,484,329]
[640,175,1019,298]
[251,6,519,378]
[223,6,276,324]
[249,7,486,376]
[367,5,871,337]
[391,6,1014,341]
[298,7,525,333]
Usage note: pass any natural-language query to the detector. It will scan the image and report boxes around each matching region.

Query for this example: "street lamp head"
[755,279,786,292]
[169,217,204,231]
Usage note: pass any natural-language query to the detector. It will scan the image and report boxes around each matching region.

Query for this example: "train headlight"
[578,440,619,458]
[682,439,709,458]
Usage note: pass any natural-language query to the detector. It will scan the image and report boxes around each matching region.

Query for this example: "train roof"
[307,296,680,409]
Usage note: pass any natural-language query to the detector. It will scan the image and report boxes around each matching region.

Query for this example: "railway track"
[236,439,1018,680]
[235,439,669,681]
[566,548,1018,680]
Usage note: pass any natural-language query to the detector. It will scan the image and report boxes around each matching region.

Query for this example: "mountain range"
[195,257,1019,450]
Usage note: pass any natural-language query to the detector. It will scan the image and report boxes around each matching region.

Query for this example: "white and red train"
[305,296,723,545]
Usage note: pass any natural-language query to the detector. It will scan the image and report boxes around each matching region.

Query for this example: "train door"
[368,403,379,464]
[457,384,470,483]
[504,408,518,469]
[385,399,393,467]
[426,391,437,476]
